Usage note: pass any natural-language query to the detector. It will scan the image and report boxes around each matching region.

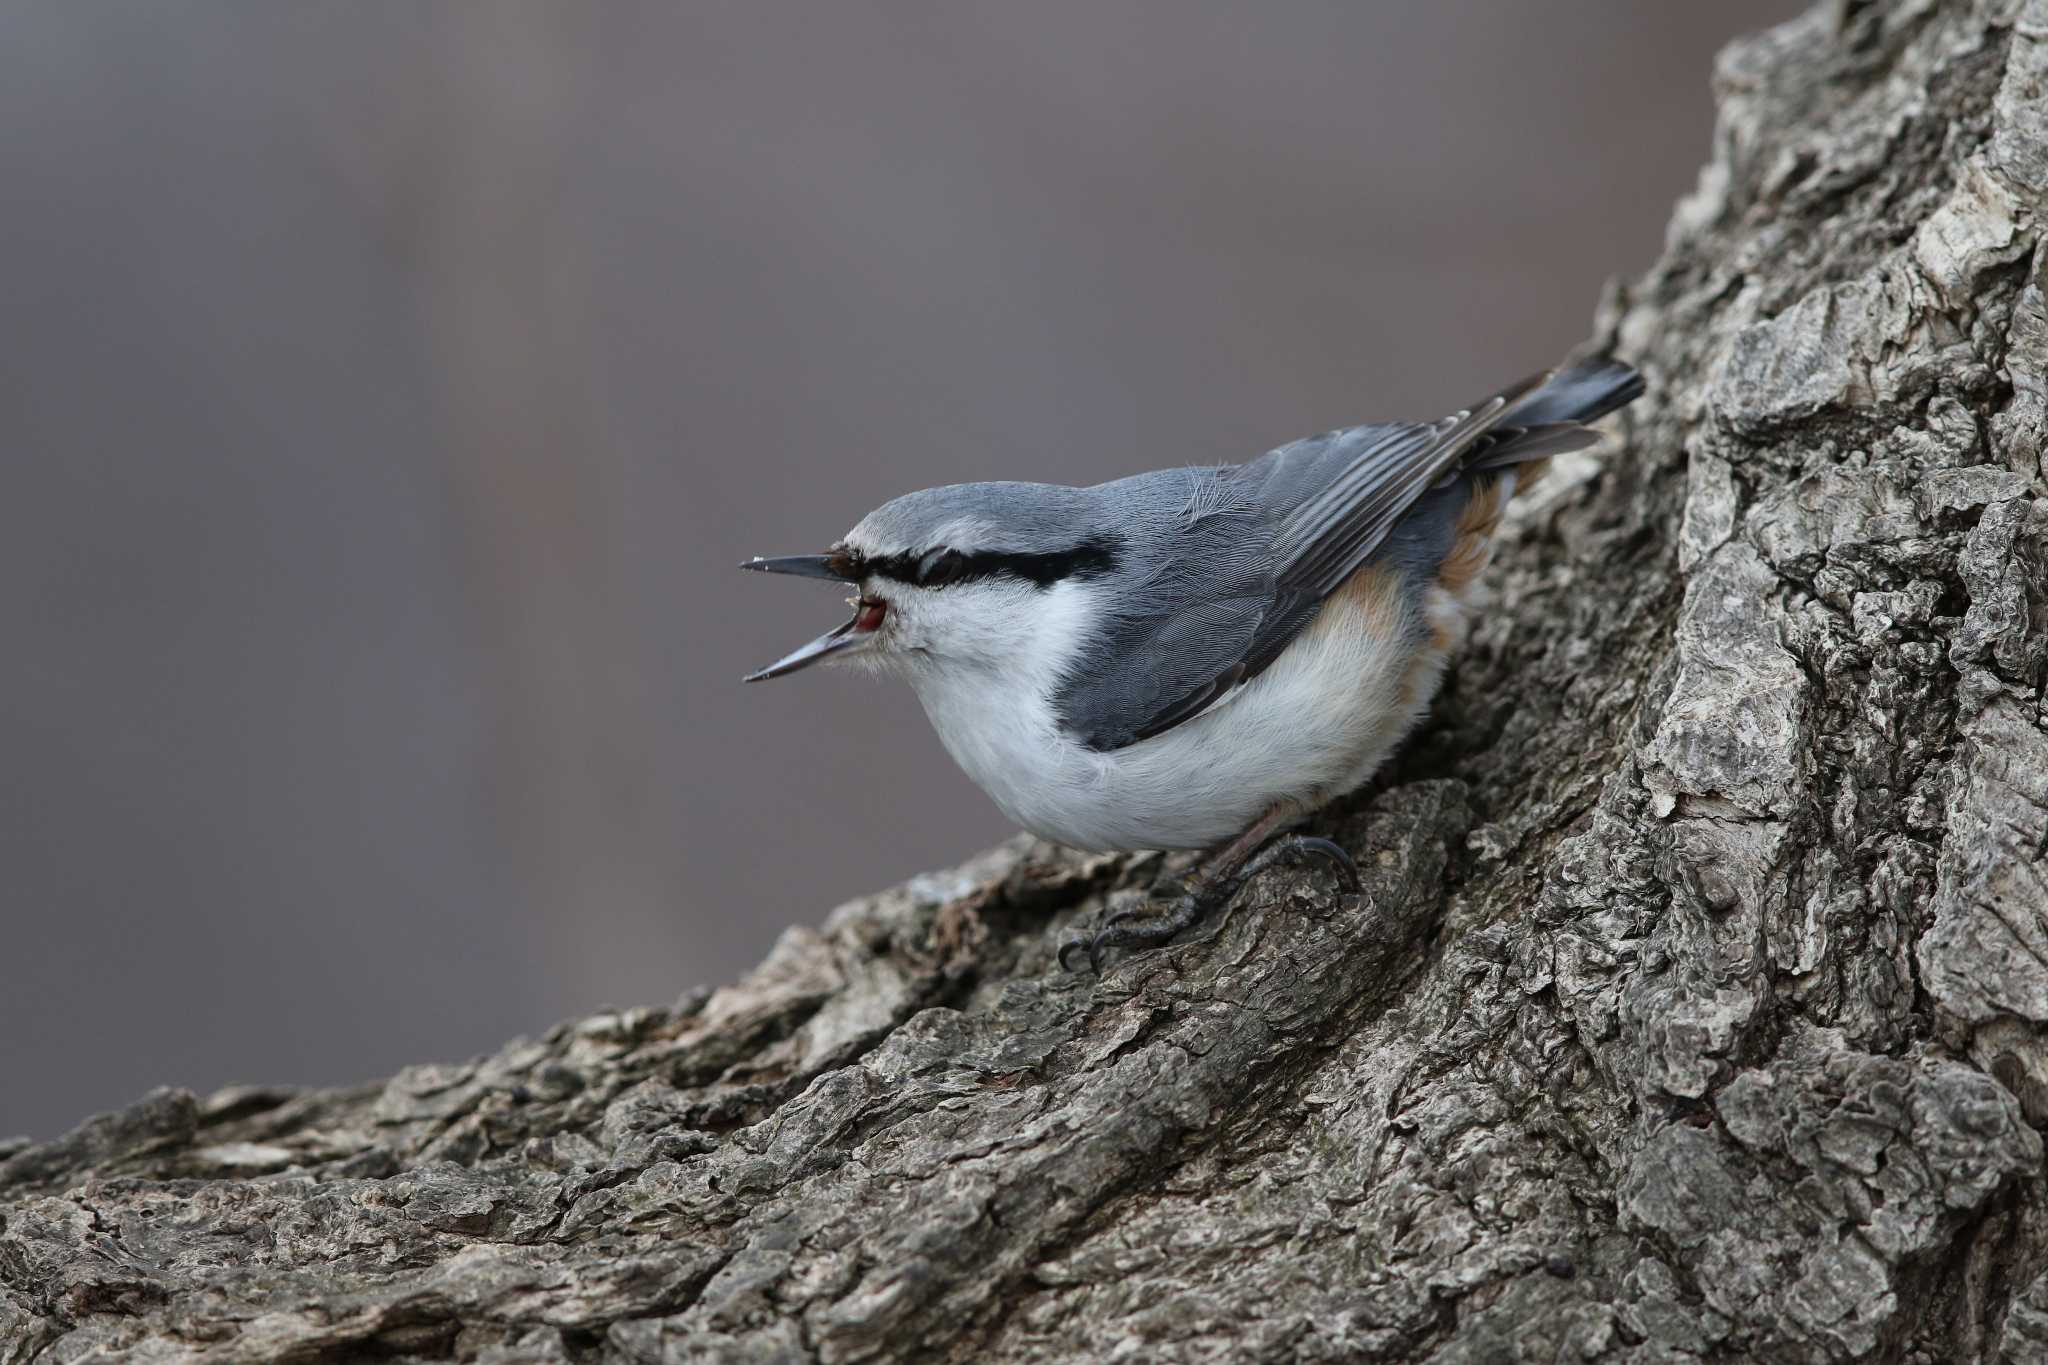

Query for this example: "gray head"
[741,481,1120,681]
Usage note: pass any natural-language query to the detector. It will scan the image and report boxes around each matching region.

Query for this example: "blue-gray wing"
[1053,361,1641,752]
[1049,465,1309,753]
[1049,429,1437,753]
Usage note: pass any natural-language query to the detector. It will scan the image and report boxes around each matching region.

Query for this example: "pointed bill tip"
[739,554,850,582]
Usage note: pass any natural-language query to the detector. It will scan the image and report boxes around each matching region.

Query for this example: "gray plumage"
[845,358,1642,752]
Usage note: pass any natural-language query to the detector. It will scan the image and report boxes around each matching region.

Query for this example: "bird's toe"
[1242,834,1360,897]
[1060,888,1217,973]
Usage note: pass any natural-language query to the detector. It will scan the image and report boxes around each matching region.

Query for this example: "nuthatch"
[743,359,1642,969]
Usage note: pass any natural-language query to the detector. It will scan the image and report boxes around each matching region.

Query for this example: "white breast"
[904,575,1452,852]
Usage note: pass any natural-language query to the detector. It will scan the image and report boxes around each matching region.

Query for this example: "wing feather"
[1055,361,1638,752]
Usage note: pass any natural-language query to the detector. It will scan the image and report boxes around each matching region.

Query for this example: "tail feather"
[1456,358,1642,476]
[1503,358,1644,428]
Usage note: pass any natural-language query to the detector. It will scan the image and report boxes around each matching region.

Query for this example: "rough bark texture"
[7,3,2048,1361]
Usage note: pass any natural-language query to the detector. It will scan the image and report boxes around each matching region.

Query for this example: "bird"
[741,358,1643,970]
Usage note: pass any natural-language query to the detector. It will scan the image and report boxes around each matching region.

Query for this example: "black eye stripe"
[861,538,1120,589]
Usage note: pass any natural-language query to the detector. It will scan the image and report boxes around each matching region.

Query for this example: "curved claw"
[1064,901,1219,974]
[1058,921,1131,975]
[1291,835,1361,895]
[1059,893,1152,973]
[1057,934,1095,973]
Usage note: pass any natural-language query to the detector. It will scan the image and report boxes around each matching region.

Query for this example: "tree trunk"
[6,3,2048,1361]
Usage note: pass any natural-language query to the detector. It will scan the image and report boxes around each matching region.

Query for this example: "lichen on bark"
[6,2,2048,1361]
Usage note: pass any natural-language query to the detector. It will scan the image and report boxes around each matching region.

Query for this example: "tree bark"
[7,3,2048,1360]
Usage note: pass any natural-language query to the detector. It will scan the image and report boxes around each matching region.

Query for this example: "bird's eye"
[916,549,966,588]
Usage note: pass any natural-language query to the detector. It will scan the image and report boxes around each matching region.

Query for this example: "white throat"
[896,579,1103,838]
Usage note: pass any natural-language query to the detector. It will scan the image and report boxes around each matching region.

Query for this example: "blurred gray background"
[2,1,1794,1140]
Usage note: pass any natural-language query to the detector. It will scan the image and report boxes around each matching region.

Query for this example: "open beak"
[742,612,877,681]
[739,554,880,681]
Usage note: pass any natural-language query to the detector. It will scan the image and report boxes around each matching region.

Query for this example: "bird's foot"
[1057,835,1360,973]
[1237,834,1359,897]
[1058,882,1221,974]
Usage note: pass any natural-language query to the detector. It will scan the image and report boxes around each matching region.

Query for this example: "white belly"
[909,576,1457,852]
